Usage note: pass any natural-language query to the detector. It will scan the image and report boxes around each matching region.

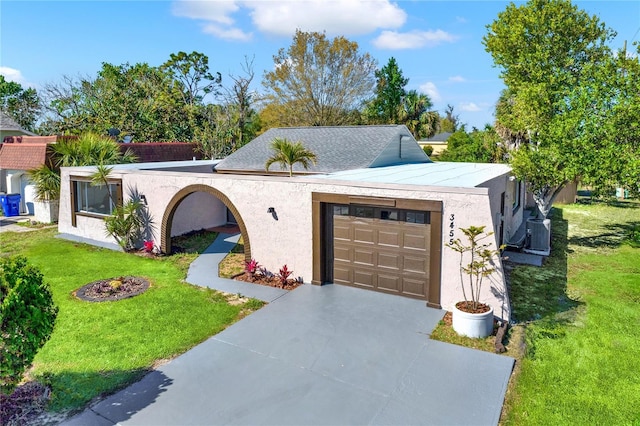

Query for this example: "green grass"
[503,200,640,425]
[0,228,262,412]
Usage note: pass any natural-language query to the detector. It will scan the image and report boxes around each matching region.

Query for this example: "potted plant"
[446,225,502,338]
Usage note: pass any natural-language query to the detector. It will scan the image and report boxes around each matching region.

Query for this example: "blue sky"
[1,1,638,130]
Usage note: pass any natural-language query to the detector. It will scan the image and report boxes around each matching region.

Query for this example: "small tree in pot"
[446,225,503,337]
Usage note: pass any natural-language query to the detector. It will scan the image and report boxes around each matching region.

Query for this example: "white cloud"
[249,0,406,36]
[455,16,468,24]
[459,102,482,112]
[419,82,441,102]
[172,0,406,40]
[372,29,457,50]
[172,1,240,25]
[448,75,465,83]
[203,24,252,41]
[0,67,27,85]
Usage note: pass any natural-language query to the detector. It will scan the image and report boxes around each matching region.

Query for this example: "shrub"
[0,256,58,394]
[423,144,434,156]
[277,265,293,288]
[244,259,260,280]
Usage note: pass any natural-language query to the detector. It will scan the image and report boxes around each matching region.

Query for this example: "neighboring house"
[58,125,525,321]
[0,137,201,216]
[418,132,452,156]
[0,111,36,140]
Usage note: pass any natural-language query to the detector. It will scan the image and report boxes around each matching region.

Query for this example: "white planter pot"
[452,304,494,338]
[34,199,59,224]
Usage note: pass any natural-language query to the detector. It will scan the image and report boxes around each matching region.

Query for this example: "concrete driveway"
[66,282,514,425]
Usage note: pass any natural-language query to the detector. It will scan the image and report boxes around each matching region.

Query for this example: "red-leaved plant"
[143,240,154,253]
[244,259,260,281]
[277,264,293,288]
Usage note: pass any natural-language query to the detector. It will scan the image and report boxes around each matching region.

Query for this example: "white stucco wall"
[171,192,226,236]
[58,166,512,320]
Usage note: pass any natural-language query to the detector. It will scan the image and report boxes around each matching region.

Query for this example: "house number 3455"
[449,214,455,244]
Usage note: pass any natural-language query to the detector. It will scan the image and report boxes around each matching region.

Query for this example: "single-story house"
[418,132,452,156]
[58,125,525,321]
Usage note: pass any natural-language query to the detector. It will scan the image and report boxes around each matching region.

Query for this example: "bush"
[423,144,434,156]
[0,256,58,394]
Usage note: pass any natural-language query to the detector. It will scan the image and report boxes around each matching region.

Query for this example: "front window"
[71,177,122,225]
[75,181,117,215]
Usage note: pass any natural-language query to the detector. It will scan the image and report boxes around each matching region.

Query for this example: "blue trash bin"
[4,193,21,217]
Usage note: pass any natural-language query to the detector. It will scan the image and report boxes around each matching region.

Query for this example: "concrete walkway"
[185,233,288,302]
[63,233,515,426]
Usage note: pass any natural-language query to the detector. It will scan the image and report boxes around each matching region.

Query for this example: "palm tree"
[29,133,136,201]
[265,138,317,177]
[397,90,440,139]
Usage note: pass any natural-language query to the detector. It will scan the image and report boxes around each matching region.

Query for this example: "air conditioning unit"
[524,218,551,256]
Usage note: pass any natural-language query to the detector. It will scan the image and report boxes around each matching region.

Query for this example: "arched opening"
[161,184,251,262]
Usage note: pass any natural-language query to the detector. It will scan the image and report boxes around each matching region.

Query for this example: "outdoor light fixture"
[267,207,278,221]
[140,194,148,205]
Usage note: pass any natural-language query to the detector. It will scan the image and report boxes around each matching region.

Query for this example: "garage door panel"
[377,274,401,292]
[402,277,428,298]
[354,248,375,266]
[334,246,351,263]
[403,231,428,251]
[333,266,351,284]
[353,270,375,288]
[354,227,375,244]
[378,231,400,247]
[403,255,428,274]
[334,224,351,240]
[378,252,400,270]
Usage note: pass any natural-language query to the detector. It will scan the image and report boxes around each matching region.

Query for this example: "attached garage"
[312,193,442,308]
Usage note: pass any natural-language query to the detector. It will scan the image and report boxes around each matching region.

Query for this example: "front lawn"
[503,200,640,424]
[0,228,262,413]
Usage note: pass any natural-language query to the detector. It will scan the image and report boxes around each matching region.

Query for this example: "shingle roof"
[214,125,430,174]
[420,132,452,143]
[0,111,36,135]
[0,143,50,170]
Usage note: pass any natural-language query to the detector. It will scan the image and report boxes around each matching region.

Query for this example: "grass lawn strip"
[0,228,263,413]
[503,200,640,424]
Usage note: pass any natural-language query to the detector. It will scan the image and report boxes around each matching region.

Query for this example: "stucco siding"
[58,167,511,321]
[171,192,226,236]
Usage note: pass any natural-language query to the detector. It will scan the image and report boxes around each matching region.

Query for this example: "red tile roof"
[0,143,50,170]
[121,143,202,163]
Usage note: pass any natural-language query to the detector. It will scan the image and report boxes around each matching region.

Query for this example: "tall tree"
[483,0,619,218]
[364,57,408,124]
[439,125,506,163]
[262,30,377,126]
[0,76,40,132]
[439,104,460,133]
[160,51,222,106]
[397,90,440,139]
[265,138,317,177]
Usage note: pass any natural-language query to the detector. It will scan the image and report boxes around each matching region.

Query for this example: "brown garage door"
[332,205,431,300]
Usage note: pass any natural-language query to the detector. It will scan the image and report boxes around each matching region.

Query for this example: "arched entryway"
[160,184,251,261]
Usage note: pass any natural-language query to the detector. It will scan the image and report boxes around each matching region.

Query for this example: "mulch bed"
[234,272,301,290]
[0,381,50,426]
[75,276,150,302]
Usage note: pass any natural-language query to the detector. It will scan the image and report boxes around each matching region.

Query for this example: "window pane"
[353,206,374,218]
[75,181,115,215]
[333,205,349,216]
[380,209,398,221]
[406,211,430,224]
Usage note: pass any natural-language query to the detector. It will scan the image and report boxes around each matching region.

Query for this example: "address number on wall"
[449,213,455,245]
